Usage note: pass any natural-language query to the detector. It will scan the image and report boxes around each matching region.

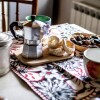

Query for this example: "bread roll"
[48,36,59,49]
[49,46,64,56]
[41,36,48,46]
[42,45,49,57]
[75,44,87,52]
[63,39,75,55]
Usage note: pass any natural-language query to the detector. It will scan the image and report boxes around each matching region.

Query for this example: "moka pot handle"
[10,21,23,39]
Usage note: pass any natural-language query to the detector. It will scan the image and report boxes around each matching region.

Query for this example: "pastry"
[42,35,75,57]
[63,39,75,55]
[74,44,87,52]
[42,45,49,57]
[48,36,59,49]
[49,46,64,56]
[70,33,100,52]
[41,36,48,46]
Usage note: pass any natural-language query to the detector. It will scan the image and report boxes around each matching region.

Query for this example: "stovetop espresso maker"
[10,15,47,59]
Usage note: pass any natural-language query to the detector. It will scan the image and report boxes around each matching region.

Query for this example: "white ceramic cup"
[83,48,100,80]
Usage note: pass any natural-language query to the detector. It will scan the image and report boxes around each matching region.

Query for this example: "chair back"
[1,0,38,32]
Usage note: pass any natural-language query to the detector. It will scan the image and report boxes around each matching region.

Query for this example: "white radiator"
[70,1,100,34]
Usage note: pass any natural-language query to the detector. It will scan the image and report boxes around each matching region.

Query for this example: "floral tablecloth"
[10,23,100,100]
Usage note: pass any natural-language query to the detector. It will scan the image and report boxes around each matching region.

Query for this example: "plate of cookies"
[14,35,75,66]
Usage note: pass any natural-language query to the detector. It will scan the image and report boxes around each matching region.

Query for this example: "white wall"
[57,0,100,24]
[84,0,100,7]
[57,0,85,24]
[38,0,53,18]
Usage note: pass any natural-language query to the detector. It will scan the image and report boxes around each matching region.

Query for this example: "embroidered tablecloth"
[10,23,100,100]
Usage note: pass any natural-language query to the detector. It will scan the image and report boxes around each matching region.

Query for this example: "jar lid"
[0,33,12,46]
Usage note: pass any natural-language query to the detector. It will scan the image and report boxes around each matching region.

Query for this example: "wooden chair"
[1,0,38,32]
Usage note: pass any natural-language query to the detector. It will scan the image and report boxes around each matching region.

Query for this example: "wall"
[57,0,85,24]
[84,0,100,7]
[57,0,100,24]
[38,0,53,18]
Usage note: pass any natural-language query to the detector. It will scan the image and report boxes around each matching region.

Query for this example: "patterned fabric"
[10,23,100,100]
[54,57,100,88]
[10,55,100,100]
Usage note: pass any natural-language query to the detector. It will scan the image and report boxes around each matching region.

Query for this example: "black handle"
[10,21,23,39]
